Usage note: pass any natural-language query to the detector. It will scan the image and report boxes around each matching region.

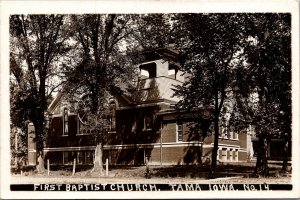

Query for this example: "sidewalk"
[10,174,291,185]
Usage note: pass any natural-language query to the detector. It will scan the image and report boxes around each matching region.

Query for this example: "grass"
[12,161,291,181]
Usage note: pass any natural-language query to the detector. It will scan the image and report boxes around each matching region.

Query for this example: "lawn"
[11,161,291,184]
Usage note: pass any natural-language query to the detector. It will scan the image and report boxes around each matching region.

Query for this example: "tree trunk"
[36,153,45,173]
[254,136,269,177]
[281,138,289,173]
[199,119,211,165]
[199,141,203,165]
[91,143,104,175]
[34,121,45,173]
[254,146,262,175]
[210,115,219,176]
[261,138,269,176]
[210,90,221,177]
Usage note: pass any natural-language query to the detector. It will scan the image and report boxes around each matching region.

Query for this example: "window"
[63,108,68,136]
[63,151,69,164]
[143,115,153,131]
[77,110,94,135]
[235,132,239,140]
[85,150,94,164]
[228,149,233,161]
[221,127,227,138]
[232,132,236,139]
[63,151,75,165]
[221,148,227,161]
[233,150,238,161]
[77,94,94,135]
[168,69,176,79]
[221,121,229,138]
[168,65,178,79]
[77,151,85,164]
[63,151,94,165]
[140,69,149,79]
[144,149,152,164]
[218,149,222,161]
[177,122,183,142]
[228,131,232,139]
[139,63,157,79]
[109,101,117,132]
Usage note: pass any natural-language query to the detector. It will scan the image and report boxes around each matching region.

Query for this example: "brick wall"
[238,151,248,161]
[161,123,176,143]
[239,132,248,149]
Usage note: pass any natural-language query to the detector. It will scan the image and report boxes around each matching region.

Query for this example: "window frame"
[176,121,184,142]
[221,148,227,162]
[109,101,117,132]
[143,115,153,131]
[233,149,239,162]
[62,107,69,136]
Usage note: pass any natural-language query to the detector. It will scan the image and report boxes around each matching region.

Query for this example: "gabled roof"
[47,88,133,114]
[48,92,63,113]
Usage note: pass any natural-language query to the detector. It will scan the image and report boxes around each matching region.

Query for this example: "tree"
[10,14,71,172]
[64,14,137,175]
[132,14,174,50]
[173,13,248,175]
[10,80,31,170]
[232,13,291,176]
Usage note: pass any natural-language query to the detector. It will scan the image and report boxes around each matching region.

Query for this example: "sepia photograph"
[1,0,299,199]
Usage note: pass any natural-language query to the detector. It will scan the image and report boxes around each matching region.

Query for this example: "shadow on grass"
[11,162,290,179]
[148,163,286,179]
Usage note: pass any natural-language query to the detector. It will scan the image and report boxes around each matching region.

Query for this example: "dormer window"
[139,62,157,79]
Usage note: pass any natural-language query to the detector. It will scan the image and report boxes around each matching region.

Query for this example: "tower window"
[139,62,157,79]
[168,64,178,79]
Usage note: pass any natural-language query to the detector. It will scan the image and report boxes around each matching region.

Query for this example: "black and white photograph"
[1,0,299,199]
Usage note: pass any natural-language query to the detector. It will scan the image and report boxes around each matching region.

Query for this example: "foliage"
[231,13,291,175]
[63,14,138,135]
[10,126,28,169]
[9,14,291,176]
[172,13,291,176]
[10,14,72,172]
[61,14,139,173]
[133,14,174,50]
[173,13,248,174]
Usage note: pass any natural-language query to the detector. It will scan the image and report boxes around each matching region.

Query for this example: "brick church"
[27,48,286,167]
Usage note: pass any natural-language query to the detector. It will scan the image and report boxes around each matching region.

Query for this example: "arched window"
[109,101,117,132]
[77,93,94,135]
[63,107,68,135]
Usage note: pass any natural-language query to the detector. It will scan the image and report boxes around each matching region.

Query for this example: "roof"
[140,47,180,64]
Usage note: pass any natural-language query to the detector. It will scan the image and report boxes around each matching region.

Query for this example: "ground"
[11,162,291,184]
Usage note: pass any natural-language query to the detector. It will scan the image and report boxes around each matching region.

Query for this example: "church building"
[28,48,258,166]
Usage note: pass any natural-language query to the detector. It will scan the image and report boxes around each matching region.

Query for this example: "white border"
[1,0,299,199]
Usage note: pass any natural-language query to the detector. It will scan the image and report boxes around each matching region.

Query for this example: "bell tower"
[137,48,184,103]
